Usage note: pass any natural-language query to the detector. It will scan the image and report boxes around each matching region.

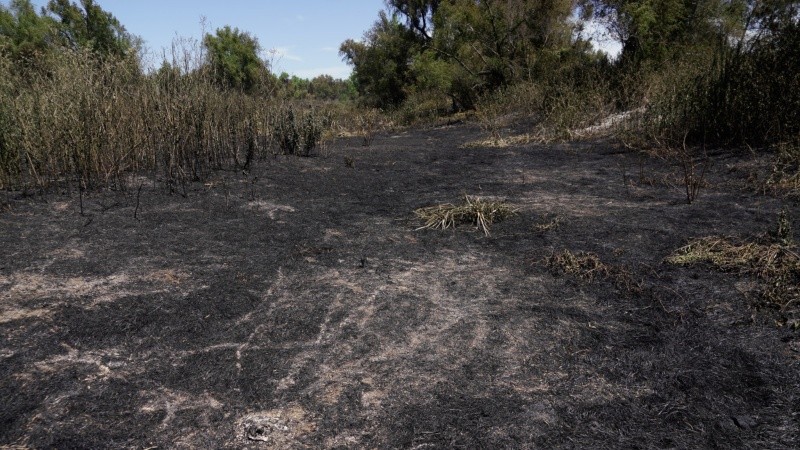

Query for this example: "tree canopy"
[581,0,800,66]
[0,0,56,61]
[203,25,269,92]
[45,0,136,57]
[340,11,420,108]
[0,0,137,63]
[338,0,799,114]
[341,0,595,109]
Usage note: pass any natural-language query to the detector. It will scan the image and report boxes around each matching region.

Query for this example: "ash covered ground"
[1,124,798,448]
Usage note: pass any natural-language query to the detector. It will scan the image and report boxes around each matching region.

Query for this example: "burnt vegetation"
[1,0,799,448]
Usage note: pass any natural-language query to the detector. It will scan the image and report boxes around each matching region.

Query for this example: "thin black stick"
[134,181,143,220]
[79,183,84,216]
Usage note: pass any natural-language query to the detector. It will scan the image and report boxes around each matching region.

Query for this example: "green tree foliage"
[387,0,440,41]
[340,11,420,108]
[579,0,799,145]
[45,0,136,57]
[428,0,580,88]
[203,26,269,92]
[275,73,355,101]
[695,1,800,145]
[341,1,596,110]
[308,74,357,101]
[1,0,137,66]
[0,0,57,61]
[278,72,310,98]
[578,0,797,67]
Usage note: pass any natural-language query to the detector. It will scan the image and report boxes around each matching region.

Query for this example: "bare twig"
[679,136,710,204]
[134,181,143,220]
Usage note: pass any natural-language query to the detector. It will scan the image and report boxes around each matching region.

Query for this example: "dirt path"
[1,124,798,448]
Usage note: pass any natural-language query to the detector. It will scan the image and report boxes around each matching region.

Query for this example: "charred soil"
[1,124,798,448]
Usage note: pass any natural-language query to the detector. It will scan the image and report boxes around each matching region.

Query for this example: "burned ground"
[1,124,798,448]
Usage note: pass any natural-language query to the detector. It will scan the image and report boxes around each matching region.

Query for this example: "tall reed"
[0,46,285,191]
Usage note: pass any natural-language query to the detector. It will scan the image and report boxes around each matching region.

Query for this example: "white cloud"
[268,47,303,62]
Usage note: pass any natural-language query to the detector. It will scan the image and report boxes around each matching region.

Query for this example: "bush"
[634,21,799,150]
[272,106,327,157]
[471,67,613,143]
[393,90,451,126]
[766,141,800,198]
[699,22,799,147]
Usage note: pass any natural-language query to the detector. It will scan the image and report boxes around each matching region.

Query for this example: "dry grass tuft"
[667,235,800,325]
[414,195,515,236]
[547,250,609,282]
[545,250,642,294]
[462,132,554,149]
[765,142,800,199]
[533,216,561,233]
[666,237,789,273]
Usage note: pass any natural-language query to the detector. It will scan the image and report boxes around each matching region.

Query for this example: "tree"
[386,0,440,42]
[340,11,420,108]
[394,0,585,107]
[576,0,797,67]
[0,0,58,61]
[45,0,136,58]
[695,1,800,145]
[1,0,138,64]
[341,1,600,109]
[203,26,269,92]
[427,0,579,88]
[309,74,357,101]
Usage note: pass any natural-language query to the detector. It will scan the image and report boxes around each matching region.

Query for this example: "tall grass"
[468,20,798,153]
[631,22,800,150]
[0,46,337,192]
[473,67,613,143]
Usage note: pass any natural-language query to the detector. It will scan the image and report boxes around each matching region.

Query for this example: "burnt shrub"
[272,106,327,157]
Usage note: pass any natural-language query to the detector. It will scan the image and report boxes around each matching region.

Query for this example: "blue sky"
[23,0,386,79]
[11,1,622,77]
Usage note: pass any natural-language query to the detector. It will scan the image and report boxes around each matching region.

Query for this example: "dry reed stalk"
[414,195,515,236]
